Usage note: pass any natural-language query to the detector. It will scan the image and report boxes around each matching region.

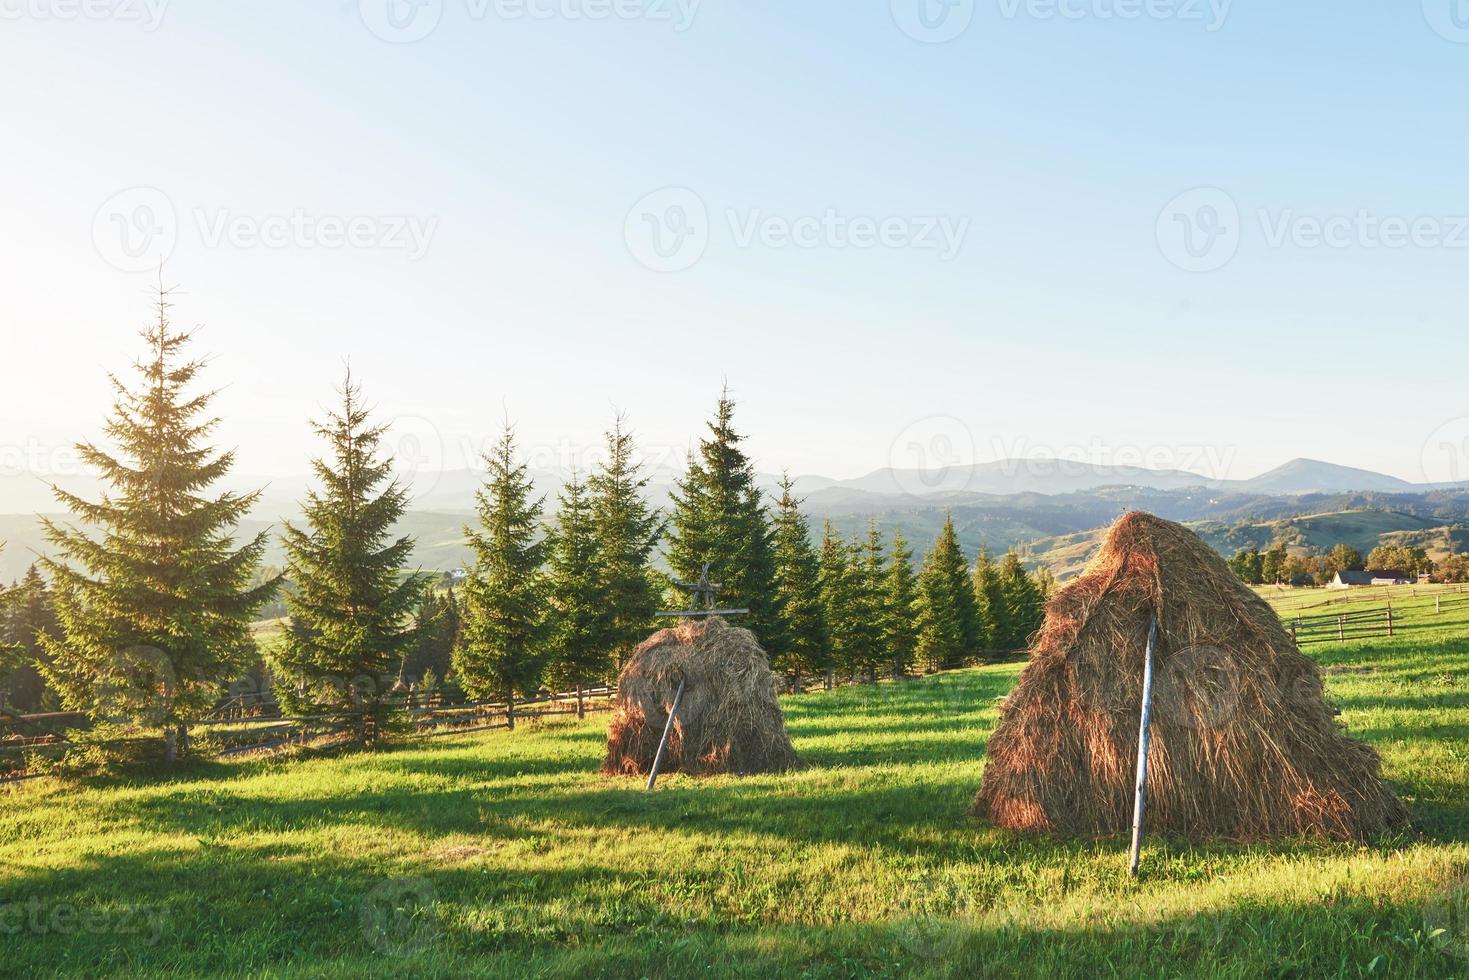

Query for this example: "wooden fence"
[0,686,619,782]
[1286,606,1396,646]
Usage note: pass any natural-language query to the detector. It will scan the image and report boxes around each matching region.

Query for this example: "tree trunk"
[793,669,802,695]
[163,726,178,766]
[824,669,833,691]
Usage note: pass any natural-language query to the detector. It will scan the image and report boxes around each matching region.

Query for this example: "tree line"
[1227,539,1468,585]
[0,293,1053,757]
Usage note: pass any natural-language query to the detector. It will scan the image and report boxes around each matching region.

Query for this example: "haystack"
[602,616,801,777]
[973,512,1407,841]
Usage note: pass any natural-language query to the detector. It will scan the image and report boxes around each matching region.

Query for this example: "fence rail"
[1286,605,1396,645]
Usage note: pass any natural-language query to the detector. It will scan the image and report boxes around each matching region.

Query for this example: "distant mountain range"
[3,456,1466,583]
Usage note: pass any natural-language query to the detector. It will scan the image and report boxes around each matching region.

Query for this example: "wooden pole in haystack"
[646,676,686,791]
[1128,616,1160,878]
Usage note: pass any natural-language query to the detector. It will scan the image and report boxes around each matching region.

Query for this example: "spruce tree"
[588,416,663,665]
[454,425,549,725]
[932,514,981,655]
[666,388,782,646]
[998,551,1045,650]
[546,474,614,717]
[39,292,277,759]
[973,547,1007,653]
[272,370,423,729]
[400,587,459,690]
[914,534,963,672]
[850,522,889,683]
[817,522,858,686]
[882,530,920,679]
[770,475,827,691]
[2,565,61,712]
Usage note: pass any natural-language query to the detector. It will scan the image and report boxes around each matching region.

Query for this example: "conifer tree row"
[270,370,424,730]
[39,291,278,761]
[770,476,828,691]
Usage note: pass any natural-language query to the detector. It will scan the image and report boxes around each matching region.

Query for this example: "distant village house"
[1329,569,1411,588]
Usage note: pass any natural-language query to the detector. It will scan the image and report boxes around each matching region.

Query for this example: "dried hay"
[973,511,1407,841]
[602,616,801,777]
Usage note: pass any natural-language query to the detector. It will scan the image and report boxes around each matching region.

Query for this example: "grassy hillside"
[3,605,1467,978]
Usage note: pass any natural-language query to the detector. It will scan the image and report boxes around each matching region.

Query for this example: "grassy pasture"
[2,601,1468,978]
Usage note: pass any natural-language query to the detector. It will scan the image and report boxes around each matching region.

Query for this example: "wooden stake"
[646,677,687,792]
[1128,617,1160,878]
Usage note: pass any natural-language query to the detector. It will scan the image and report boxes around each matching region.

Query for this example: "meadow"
[2,591,1467,978]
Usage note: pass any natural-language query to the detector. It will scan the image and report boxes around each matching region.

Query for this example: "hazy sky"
[3,1,1468,498]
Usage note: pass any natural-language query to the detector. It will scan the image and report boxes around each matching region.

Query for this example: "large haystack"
[602,616,801,777]
[973,512,1407,841]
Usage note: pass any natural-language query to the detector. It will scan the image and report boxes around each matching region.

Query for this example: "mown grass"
[3,601,1468,979]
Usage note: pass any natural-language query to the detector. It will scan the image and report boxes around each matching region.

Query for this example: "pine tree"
[39,291,278,760]
[817,522,859,686]
[973,547,1007,653]
[770,476,827,691]
[546,474,614,717]
[588,416,664,666]
[997,551,1044,651]
[454,425,549,725]
[882,530,920,679]
[915,531,963,672]
[400,587,459,689]
[272,370,423,731]
[666,388,782,646]
[2,565,61,712]
[931,514,981,655]
[850,522,889,683]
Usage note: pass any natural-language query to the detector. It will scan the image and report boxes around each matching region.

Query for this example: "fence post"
[1437,595,1442,615]
[1387,603,1393,637]
[1338,615,1345,642]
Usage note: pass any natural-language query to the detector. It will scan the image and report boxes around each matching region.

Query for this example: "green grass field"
[3,595,1468,978]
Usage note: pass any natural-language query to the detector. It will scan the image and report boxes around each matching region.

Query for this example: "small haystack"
[973,512,1407,841]
[602,616,801,777]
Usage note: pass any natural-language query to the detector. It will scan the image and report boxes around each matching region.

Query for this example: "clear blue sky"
[3,1,1467,494]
